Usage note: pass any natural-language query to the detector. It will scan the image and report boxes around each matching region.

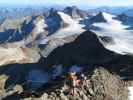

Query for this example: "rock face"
[0,15,47,44]
[24,15,47,44]
[82,12,112,29]
[90,67,128,100]
[20,68,128,100]
[45,8,64,34]
[46,30,118,66]
[89,12,108,23]
[63,6,89,19]
[0,46,26,66]
[116,13,133,30]
[0,45,40,66]
[0,8,133,100]
[41,34,78,58]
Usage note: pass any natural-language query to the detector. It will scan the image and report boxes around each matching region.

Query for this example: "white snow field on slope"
[91,12,133,55]
[128,86,133,100]
[51,12,85,38]
[34,18,47,34]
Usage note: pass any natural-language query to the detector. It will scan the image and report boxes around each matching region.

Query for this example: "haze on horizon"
[0,0,133,8]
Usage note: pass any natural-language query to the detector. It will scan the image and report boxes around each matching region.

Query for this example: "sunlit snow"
[35,19,46,34]
[128,86,133,100]
[91,12,133,55]
[51,12,85,38]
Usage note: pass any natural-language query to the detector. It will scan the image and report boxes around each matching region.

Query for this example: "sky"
[0,0,133,8]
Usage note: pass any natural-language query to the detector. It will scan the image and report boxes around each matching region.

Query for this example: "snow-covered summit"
[58,12,73,24]
[33,18,47,34]
[50,12,85,38]
[89,12,133,55]
[91,12,129,31]
[99,12,116,22]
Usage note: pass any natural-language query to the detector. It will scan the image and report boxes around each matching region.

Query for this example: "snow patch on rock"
[128,86,133,100]
[91,12,133,55]
[101,12,116,22]
[51,12,85,38]
[35,19,47,34]
[58,12,73,23]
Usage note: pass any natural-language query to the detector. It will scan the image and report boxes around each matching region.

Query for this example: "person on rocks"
[80,74,87,89]
[67,72,81,95]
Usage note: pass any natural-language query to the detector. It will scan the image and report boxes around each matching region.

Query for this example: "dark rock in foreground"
[39,68,128,100]
[4,67,128,100]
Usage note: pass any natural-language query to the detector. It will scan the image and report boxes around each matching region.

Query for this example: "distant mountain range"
[0,6,133,65]
[0,6,133,100]
[1,6,133,21]
[89,6,133,16]
[0,6,133,79]
[1,6,133,44]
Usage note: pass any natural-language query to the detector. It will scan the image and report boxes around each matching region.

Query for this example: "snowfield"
[92,12,129,31]
[51,12,85,38]
[34,18,47,34]
[128,86,133,100]
[91,12,133,55]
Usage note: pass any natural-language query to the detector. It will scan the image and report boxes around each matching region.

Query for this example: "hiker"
[67,72,81,95]
[80,74,87,89]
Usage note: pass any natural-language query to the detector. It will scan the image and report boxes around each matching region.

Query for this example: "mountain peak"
[98,12,115,21]
[90,12,115,23]
[63,6,88,19]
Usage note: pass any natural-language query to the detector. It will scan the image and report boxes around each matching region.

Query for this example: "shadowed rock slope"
[46,30,119,66]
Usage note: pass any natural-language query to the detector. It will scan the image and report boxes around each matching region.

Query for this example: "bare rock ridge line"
[0,6,133,99]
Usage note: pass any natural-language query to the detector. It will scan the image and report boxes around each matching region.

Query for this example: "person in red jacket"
[68,72,81,95]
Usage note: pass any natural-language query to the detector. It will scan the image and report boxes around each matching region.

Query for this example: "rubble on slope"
[4,67,129,100]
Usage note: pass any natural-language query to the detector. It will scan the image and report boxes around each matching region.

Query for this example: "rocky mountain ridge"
[0,6,133,100]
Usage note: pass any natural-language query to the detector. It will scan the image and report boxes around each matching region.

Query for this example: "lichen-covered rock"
[37,67,128,100]
[90,67,128,100]
[3,67,129,100]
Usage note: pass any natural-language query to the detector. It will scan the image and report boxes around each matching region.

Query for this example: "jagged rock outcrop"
[45,8,69,35]
[116,13,133,30]
[90,12,108,23]
[81,12,112,30]
[15,67,128,100]
[0,45,40,66]
[45,30,119,66]
[24,15,48,45]
[0,7,133,100]
[99,36,115,45]
[63,6,89,19]
[41,34,78,57]
[0,15,47,44]
[0,17,25,32]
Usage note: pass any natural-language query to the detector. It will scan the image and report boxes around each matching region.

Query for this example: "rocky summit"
[0,5,133,100]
